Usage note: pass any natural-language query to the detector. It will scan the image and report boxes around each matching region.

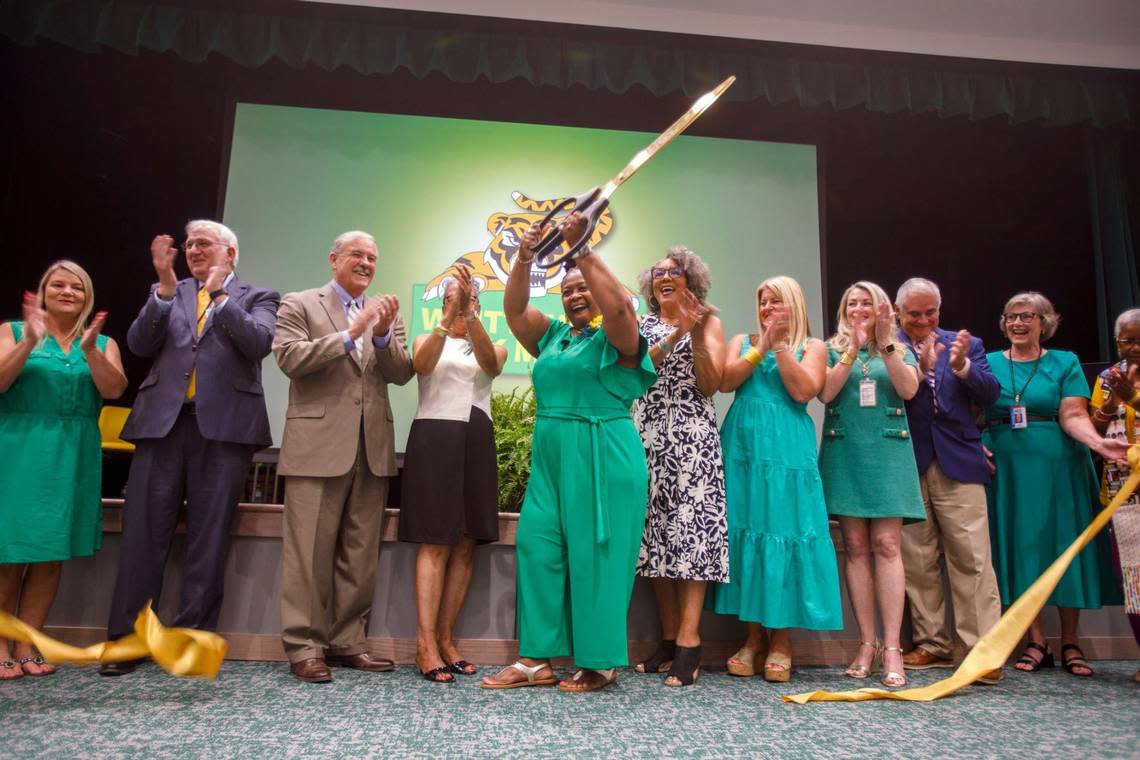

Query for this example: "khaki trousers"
[280,432,388,663]
[901,458,1002,659]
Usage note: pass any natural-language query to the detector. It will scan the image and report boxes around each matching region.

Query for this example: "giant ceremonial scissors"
[531,75,737,267]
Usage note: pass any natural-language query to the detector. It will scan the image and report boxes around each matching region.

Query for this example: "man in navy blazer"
[101,220,279,675]
[894,278,1004,682]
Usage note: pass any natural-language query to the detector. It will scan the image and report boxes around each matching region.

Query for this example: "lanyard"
[1008,348,1042,404]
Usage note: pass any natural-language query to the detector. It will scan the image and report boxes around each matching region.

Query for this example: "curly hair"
[636,245,712,314]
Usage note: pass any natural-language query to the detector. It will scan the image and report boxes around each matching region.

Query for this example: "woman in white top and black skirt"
[400,266,507,683]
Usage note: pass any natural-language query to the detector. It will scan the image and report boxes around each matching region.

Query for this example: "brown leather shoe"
[326,652,395,672]
[290,658,332,683]
[977,667,1004,685]
[902,648,955,670]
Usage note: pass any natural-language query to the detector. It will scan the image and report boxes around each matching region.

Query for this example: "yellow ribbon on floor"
[786,444,1140,704]
[0,602,227,679]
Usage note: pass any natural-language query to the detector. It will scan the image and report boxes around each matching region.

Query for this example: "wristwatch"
[209,288,227,301]
[880,343,895,354]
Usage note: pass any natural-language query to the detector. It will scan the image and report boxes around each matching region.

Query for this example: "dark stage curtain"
[2,0,1138,129]
[1088,130,1140,359]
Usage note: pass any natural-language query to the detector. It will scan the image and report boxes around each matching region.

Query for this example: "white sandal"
[880,646,908,688]
[480,660,555,689]
[558,668,616,693]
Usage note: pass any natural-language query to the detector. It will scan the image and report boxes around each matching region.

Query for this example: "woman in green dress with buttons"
[481,212,655,693]
[983,292,1128,677]
[0,261,127,680]
[818,281,924,687]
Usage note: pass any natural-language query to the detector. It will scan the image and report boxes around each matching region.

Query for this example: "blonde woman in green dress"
[818,281,924,687]
[0,261,127,680]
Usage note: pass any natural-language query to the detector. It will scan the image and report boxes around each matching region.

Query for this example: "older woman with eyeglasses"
[630,247,727,688]
[0,261,127,680]
[983,292,1128,678]
[1088,307,1140,683]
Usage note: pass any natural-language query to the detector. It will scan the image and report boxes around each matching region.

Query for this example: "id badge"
[1010,405,1028,430]
[859,378,877,408]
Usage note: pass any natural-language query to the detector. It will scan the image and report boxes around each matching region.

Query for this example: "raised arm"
[875,304,919,400]
[776,338,827,403]
[0,294,45,393]
[79,311,128,399]
[564,215,640,361]
[504,222,551,358]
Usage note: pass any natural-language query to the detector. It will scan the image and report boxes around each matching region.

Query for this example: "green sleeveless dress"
[0,321,108,563]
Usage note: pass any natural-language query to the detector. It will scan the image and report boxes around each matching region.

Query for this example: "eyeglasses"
[184,238,222,251]
[1004,312,1037,324]
[651,266,684,280]
[1116,338,1140,347]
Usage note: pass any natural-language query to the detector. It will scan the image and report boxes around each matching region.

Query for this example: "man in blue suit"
[894,277,1004,683]
[101,220,280,675]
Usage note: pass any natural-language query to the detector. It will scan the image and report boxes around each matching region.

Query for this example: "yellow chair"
[98,406,135,452]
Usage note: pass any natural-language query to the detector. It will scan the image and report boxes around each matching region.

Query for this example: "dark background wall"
[1,25,1125,400]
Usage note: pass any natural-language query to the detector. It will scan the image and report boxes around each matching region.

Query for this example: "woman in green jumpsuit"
[482,213,655,693]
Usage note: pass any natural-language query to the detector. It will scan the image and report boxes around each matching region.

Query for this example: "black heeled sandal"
[634,639,676,674]
[1061,644,1094,677]
[1014,641,1054,672]
[665,645,701,687]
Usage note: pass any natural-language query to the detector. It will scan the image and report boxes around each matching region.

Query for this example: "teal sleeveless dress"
[0,322,108,563]
[707,341,843,630]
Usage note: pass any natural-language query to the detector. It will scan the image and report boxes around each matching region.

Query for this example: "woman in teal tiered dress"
[0,261,127,680]
[818,281,925,688]
[708,276,842,684]
[984,292,1127,677]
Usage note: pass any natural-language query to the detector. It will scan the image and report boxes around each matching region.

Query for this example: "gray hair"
[331,230,376,255]
[186,219,239,265]
[637,245,712,314]
[1000,291,1060,341]
[895,277,941,308]
[1115,308,1140,337]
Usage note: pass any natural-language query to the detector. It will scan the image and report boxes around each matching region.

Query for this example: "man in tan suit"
[273,230,414,683]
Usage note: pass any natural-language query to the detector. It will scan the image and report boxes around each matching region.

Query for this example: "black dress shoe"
[99,658,146,676]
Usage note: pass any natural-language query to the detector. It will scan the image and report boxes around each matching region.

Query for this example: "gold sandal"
[880,646,908,687]
[845,641,880,679]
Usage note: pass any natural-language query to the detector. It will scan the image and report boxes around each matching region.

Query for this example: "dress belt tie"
[537,409,629,545]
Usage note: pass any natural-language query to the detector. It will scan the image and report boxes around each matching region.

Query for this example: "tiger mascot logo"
[422,190,616,301]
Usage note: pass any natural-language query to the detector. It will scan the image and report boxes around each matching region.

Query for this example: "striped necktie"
[922,336,938,412]
[346,299,364,357]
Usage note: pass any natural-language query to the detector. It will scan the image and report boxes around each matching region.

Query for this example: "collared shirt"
[899,329,972,381]
[330,280,392,353]
[153,272,235,323]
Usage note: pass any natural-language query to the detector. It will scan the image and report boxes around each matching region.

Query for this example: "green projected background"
[223,103,822,449]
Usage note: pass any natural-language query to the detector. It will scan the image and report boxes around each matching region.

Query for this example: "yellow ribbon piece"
[0,602,227,679]
[786,444,1140,704]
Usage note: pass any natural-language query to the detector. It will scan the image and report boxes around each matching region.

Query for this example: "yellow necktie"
[185,286,210,400]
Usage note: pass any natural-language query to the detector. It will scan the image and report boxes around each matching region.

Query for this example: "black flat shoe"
[99,658,146,677]
[420,666,455,683]
[448,659,477,675]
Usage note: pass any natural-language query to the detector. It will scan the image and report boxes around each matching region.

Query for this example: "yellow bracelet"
[839,351,856,366]
[743,347,763,367]
[433,325,450,338]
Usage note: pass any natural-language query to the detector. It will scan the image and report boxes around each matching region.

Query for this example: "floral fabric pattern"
[632,314,729,581]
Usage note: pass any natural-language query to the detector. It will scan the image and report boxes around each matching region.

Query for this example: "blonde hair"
[999,291,1059,341]
[756,275,812,350]
[37,260,95,345]
[829,280,905,357]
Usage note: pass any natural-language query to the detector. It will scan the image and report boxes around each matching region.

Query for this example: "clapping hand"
[1105,365,1140,408]
[452,265,474,316]
[948,330,971,373]
[677,290,714,336]
[21,291,47,343]
[80,311,108,354]
[151,234,178,297]
[203,261,232,297]
[762,302,791,350]
[919,337,945,375]
[873,302,894,348]
[371,295,400,336]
